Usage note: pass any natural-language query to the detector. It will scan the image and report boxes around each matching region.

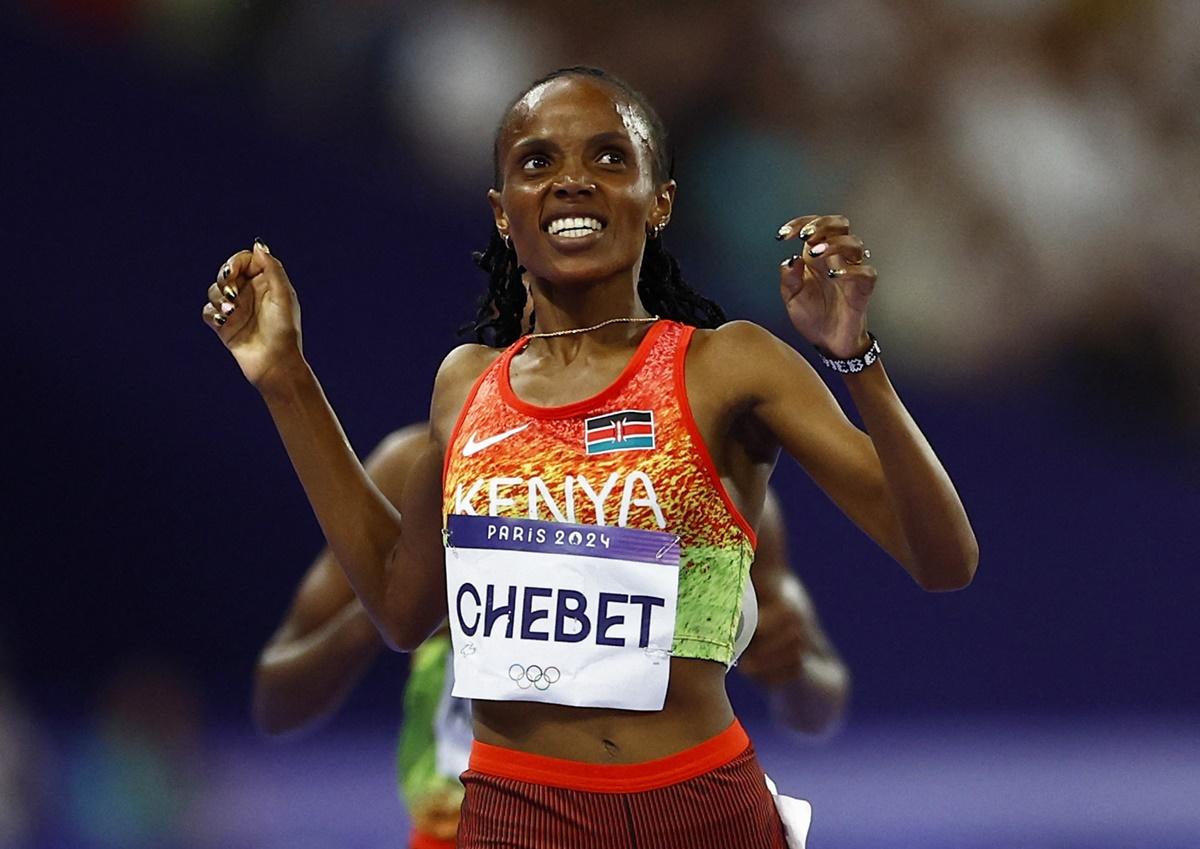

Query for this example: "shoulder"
[686,320,819,403]
[429,343,505,445]
[435,343,503,388]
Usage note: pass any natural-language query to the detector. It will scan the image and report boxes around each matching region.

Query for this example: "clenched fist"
[201,239,305,392]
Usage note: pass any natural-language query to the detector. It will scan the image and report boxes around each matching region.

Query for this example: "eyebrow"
[508,130,635,157]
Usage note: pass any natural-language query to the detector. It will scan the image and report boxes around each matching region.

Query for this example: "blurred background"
[4,0,1198,846]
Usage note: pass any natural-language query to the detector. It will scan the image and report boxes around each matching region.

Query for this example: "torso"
[433,321,776,763]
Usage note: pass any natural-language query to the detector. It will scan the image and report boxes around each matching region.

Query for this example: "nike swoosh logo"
[462,423,530,457]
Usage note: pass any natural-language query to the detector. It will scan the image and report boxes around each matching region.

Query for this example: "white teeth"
[547,216,604,237]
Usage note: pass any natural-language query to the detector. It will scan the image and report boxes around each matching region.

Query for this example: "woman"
[202,67,976,848]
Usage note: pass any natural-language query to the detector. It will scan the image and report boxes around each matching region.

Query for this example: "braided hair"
[468,67,726,348]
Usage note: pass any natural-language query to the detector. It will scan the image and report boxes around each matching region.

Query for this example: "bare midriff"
[469,657,734,763]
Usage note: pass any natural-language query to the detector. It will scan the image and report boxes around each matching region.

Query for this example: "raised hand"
[776,214,877,359]
[201,239,305,391]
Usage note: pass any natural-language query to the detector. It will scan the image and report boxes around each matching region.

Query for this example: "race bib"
[444,514,681,711]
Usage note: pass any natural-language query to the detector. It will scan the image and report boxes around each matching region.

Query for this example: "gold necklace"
[527,315,659,340]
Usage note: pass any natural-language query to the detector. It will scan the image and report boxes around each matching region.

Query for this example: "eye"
[521,155,551,171]
[597,150,625,166]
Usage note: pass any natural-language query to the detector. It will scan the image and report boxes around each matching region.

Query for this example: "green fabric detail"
[670,540,752,665]
[395,634,463,806]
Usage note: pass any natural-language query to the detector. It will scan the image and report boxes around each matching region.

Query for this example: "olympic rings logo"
[508,663,561,690]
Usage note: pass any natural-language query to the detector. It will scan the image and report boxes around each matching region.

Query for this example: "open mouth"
[545,216,606,239]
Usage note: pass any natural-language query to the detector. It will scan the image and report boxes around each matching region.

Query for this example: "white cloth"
[764,774,812,849]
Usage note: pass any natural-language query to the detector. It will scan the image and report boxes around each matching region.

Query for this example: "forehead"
[500,76,654,156]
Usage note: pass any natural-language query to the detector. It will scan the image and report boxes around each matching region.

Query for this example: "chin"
[529,252,633,288]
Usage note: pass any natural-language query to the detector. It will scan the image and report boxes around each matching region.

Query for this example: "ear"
[651,179,677,230]
[488,188,509,240]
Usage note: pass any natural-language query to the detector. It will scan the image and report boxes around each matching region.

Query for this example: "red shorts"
[457,719,788,849]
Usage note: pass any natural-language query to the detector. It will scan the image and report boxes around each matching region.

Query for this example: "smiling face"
[488,75,675,289]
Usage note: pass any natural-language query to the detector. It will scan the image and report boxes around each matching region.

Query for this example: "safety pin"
[655,535,681,559]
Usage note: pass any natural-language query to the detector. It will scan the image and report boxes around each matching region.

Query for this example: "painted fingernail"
[214,313,228,326]
[828,268,846,278]
[221,284,238,300]
[775,225,789,240]
[809,242,828,257]
[785,254,799,268]
[220,301,236,315]
[254,237,271,254]
[799,225,817,240]
[220,263,232,280]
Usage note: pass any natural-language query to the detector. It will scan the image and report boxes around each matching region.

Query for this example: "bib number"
[444,514,680,711]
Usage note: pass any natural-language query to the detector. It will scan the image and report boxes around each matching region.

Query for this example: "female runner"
[252,423,848,849]
[202,67,977,848]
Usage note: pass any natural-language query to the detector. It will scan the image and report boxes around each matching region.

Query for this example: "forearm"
[259,361,409,639]
[843,362,978,589]
[768,652,850,736]
[253,601,383,736]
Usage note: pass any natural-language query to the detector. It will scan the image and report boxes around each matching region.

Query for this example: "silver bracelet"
[817,333,881,374]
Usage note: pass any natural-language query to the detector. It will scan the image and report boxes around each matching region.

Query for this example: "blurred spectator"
[62,656,203,849]
[0,650,48,849]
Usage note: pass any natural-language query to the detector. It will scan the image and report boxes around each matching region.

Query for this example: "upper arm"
[382,344,499,648]
[701,322,896,557]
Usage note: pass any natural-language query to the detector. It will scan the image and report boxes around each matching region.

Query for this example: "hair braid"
[638,234,726,330]
[467,231,527,347]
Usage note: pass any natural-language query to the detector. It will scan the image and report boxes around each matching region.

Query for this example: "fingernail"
[809,242,828,257]
[220,263,231,280]
[221,285,238,300]
[775,225,789,240]
[220,301,236,315]
[827,268,846,278]
[785,254,799,268]
[799,225,817,240]
[214,313,228,326]
[254,237,271,254]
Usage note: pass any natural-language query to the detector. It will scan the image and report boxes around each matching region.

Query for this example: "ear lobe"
[487,188,507,232]
[656,179,677,223]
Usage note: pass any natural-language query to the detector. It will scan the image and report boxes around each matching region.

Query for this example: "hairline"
[491,72,670,189]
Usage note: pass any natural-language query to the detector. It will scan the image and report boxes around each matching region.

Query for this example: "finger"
[776,214,850,244]
[201,301,228,330]
[216,260,240,301]
[206,284,239,325]
[245,237,282,277]
[808,234,865,265]
[775,215,820,241]
[825,257,877,285]
[221,249,255,284]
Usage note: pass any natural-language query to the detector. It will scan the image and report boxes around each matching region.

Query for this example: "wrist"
[815,333,880,374]
[255,354,315,402]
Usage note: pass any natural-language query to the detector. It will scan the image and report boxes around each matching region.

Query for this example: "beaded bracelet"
[817,333,881,374]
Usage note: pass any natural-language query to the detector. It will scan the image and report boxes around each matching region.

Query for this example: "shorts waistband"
[409,828,456,849]
[467,719,750,793]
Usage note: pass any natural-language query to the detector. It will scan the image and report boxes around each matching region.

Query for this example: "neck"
[526,271,651,337]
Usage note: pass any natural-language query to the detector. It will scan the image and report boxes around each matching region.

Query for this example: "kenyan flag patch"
[584,410,656,455]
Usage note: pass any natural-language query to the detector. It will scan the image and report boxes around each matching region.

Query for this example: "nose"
[553,174,595,198]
